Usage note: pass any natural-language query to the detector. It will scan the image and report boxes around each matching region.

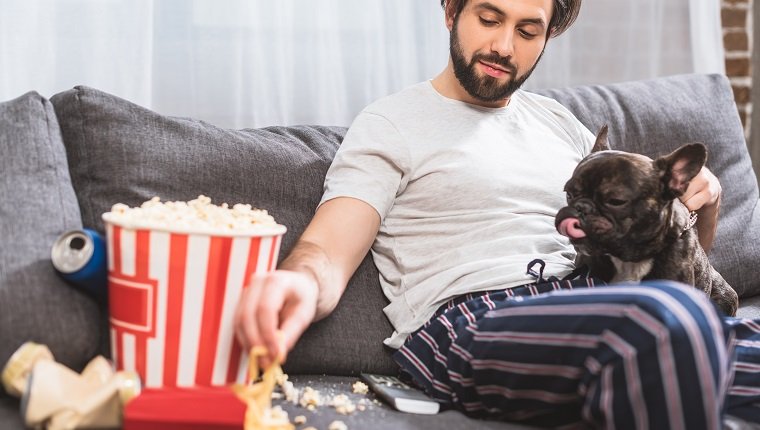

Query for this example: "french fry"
[232,346,294,430]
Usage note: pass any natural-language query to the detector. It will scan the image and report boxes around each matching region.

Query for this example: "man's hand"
[680,166,722,252]
[234,270,318,370]
[680,166,722,211]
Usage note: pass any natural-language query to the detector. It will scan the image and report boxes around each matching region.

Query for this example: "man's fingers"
[257,283,286,363]
[682,193,708,212]
[276,332,287,364]
[277,302,313,363]
[277,324,301,364]
[233,270,318,368]
[235,274,267,351]
[680,167,721,211]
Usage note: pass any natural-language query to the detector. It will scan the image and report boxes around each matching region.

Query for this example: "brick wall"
[723,0,753,139]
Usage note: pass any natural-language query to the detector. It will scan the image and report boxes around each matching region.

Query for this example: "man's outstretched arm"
[234,197,380,368]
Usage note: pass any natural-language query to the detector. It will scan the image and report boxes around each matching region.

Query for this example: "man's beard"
[450,19,543,103]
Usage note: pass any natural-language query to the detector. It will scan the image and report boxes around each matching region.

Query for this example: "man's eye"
[518,29,537,39]
[479,17,498,26]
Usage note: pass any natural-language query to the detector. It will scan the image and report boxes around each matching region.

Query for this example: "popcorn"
[351,381,368,395]
[263,405,291,425]
[331,394,356,415]
[276,373,299,404]
[328,421,348,430]
[299,387,322,409]
[104,195,284,234]
[266,378,374,424]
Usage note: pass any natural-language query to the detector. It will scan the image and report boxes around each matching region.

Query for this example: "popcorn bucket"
[102,213,285,389]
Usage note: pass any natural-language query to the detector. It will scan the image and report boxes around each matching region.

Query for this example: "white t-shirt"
[320,81,595,348]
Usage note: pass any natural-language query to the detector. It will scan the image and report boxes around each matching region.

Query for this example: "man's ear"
[654,143,707,199]
[591,125,610,153]
[443,0,455,30]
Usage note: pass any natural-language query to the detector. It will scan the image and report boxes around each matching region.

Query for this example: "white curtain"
[526,0,726,90]
[0,0,724,128]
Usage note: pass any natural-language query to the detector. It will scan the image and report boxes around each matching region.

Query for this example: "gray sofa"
[1,73,759,429]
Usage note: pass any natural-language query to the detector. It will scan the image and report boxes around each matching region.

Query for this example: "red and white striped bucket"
[102,219,285,388]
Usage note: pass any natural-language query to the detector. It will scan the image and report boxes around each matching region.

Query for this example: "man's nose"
[490,28,515,58]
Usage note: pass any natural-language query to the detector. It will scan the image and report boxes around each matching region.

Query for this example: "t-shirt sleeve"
[546,99,596,157]
[319,111,410,221]
[574,118,596,157]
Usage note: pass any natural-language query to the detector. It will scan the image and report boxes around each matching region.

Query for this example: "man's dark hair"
[440,0,581,37]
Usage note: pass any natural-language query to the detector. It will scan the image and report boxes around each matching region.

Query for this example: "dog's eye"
[565,192,574,201]
[606,198,628,207]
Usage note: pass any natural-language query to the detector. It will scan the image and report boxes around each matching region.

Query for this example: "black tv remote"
[361,373,440,414]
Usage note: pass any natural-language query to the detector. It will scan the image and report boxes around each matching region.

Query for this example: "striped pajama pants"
[394,278,760,429]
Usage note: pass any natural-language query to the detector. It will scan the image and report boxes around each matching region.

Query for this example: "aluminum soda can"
[51,228,108,301]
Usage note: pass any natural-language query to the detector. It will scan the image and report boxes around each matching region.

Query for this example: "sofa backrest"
[50,87,398,375]
[45,73,760,377]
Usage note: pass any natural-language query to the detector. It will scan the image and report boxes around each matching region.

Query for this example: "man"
[235,0,744,427]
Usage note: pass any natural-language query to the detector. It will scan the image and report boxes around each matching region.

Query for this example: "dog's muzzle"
[555,206,587,240]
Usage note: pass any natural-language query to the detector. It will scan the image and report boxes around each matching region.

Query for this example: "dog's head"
[555,126,707,261]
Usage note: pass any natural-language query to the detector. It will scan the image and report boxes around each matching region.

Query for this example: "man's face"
[448,0,552,104]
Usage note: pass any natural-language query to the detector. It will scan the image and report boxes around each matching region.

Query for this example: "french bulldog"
[555,126,738,316]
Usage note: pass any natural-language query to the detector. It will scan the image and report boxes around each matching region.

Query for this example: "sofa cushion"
[50,86,398,376]
[0,396,23,429]
[267,375,537,430]
[0,92,101,385]
[535,74,760,298]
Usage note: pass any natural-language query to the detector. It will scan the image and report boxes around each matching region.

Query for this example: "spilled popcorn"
[351,381,369,395]
[331,394,356,415]
[257,376,380,430]
[299,387,322,411]
[240,346,379,429]
[328,421,348,430]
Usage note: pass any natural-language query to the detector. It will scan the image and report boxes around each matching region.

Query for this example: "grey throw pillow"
[50,86,398,376]
[535,73,760,298]
[0,92,101,384]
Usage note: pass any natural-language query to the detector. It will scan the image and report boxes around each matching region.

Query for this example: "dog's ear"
[591,125,610,153]
[655,143,707,198]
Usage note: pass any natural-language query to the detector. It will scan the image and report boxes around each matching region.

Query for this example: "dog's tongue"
[558,217,586,239]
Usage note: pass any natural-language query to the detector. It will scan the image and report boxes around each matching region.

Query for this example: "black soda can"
[51,228,108,301]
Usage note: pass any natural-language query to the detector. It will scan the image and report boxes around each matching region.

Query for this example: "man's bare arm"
[277,240,336,320]
[280,197,381,319]
[694,195,720,253]
[234,197,380,366]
